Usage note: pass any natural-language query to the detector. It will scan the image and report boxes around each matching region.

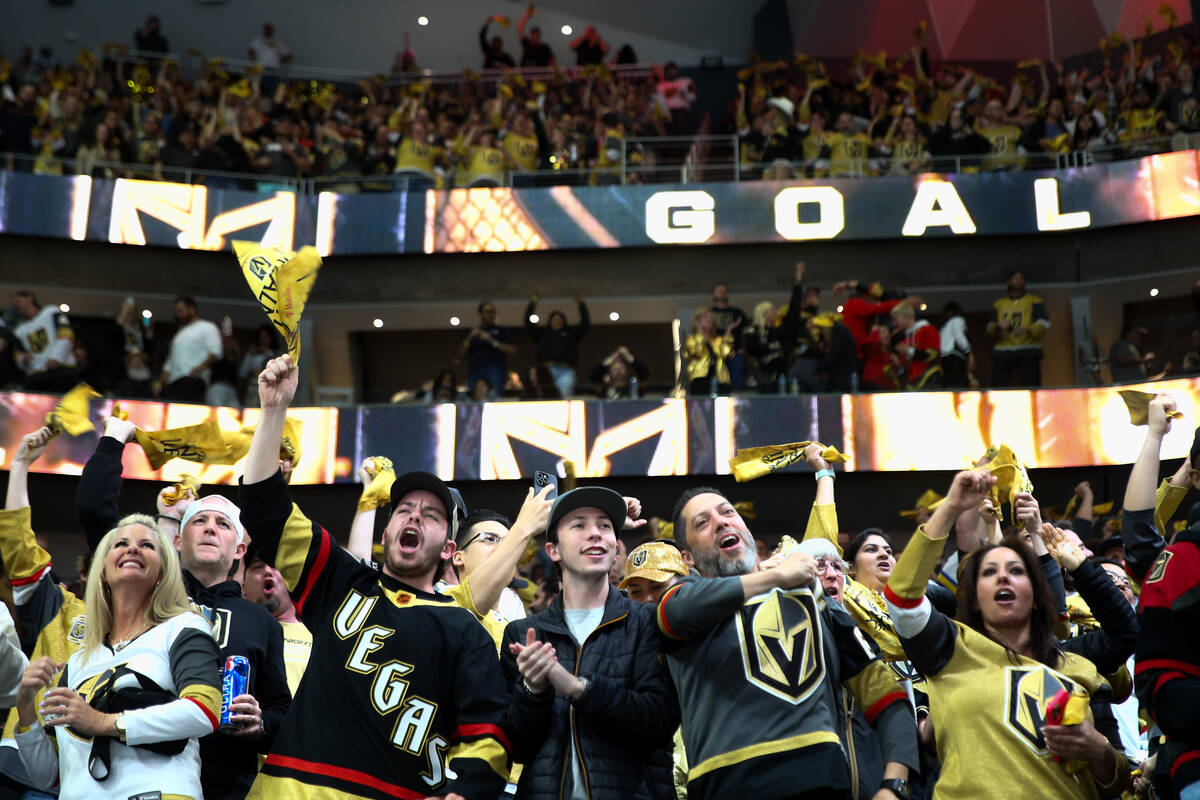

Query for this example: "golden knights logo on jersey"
[67,614,87,646]
[1004,665,1078,753]
[1146,550,1173,584]
[736,588,825,704]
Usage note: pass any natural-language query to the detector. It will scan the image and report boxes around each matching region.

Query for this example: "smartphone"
[533,469,558,501]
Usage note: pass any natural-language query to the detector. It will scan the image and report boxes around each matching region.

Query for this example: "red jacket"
[895,320,942,389]
[842,296,905,352]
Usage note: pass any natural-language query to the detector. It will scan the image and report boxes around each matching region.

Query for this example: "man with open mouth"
[239,354,511,800]
[658,485,917,800]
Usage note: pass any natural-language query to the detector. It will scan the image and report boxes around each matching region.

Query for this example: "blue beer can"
[220,655,250,730]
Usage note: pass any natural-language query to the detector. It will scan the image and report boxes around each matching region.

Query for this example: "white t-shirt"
[564,606,605,800]
[249,36,291,69]
[14,306,76,374]
[163,319,223,384]
[496,586,527,623]
[939,315,971,359]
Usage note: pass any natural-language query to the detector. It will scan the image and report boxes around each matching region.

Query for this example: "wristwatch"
[114,712,127,743]
[880,778,911,800]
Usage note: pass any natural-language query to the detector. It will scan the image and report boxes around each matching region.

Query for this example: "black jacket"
[526,300,590,366]
[76,435,292,800]
[500,587,678,800]
[182,572,291,799]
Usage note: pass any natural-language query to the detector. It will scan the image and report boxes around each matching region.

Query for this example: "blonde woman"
[684,308,735,395]
[743,300,787,392]
[14,515,221,800]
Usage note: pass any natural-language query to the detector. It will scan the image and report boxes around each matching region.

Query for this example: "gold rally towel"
[160,475,201,506]
[357,456,396,511]
[233,241,322,365]
[44,384,101,438]
[134,417,304,469]
[1118,390,1183,426]
[984,444,1033,521]
[729,441,848,482]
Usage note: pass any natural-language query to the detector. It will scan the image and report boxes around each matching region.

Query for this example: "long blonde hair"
[82,514,196,660]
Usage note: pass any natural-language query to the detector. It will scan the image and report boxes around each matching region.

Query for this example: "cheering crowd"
[729,23,1200,178]
[5,11,1200,189]
[0,6,687,191]
[0,350,1196,800]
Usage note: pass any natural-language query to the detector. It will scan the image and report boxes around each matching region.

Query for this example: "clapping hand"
[509,628,556,693]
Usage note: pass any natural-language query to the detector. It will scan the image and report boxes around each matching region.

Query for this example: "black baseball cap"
[390,471,468,538]
[546,487,627,543]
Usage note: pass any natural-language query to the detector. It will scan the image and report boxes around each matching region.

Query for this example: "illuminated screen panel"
[82,177,316,251]
[349,396,842,481]
[845,378,1200,471]
[3,152,1200,255]
[0,392,338,485]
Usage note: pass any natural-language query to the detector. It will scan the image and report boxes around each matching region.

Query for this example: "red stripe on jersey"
[186,697,219,731]
[864,691,907,723]
[657,584,684,639]
[10,565,50,587]
[454,722,511,753]
[883,584,923,609]
[294,527,332,617]
[1135,659,1200,680]
[265,754,426,799]
[1169,750,1200,779]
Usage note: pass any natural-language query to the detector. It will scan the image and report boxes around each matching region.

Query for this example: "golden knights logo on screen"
[736,589,825,704]
[107,179,296,251]
[1004,665,1078,753]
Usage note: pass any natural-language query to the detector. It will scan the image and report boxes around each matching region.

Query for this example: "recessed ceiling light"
[609,311,620,321]
[373,318,383,328]
[417,15,429,26]
[450,316,461,326]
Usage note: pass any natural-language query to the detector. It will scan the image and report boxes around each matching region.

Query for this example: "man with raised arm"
[1122,394,1200,800]
[240,354,509,800]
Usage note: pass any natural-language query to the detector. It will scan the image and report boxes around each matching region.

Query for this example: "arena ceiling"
[539,0,1192,63]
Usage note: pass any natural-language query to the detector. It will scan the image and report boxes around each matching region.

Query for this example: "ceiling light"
[142,309,153,319]
[58,303,70,313]
[529,314,540,323]
[373,318,383,328]
[1149,288,1159,297]
[609,311,620,321]
[417,15,429,26]
[836,305,844,313]
[450,316,461,326]
[561,25,573,35]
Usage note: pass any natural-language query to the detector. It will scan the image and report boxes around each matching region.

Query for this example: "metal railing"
[3,133,1185,195]
[89,46,656,89]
